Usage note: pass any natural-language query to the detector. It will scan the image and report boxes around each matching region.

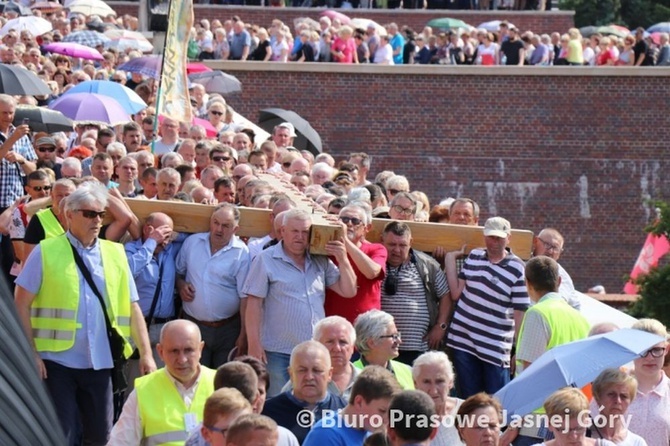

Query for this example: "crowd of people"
[0,4,669,446]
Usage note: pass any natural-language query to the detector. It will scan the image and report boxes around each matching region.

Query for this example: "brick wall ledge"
[205,60,670,76]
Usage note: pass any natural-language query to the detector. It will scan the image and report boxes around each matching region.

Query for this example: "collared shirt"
[109,368,206,446]
[627,373,670,446]
[176,233,250,321]
[0,126,36,208]
[247,234,272,260]
[125,237,178,319]
[242,242,340,354]
[16,232,139,370]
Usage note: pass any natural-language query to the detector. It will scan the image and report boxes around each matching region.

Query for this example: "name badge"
[184,413,198,433]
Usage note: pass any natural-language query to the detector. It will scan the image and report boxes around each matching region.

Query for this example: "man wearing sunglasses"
[325,202,387,326]
[15,182,155,445]
[34,136,61,175]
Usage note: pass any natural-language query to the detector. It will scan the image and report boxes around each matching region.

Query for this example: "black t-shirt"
[297,42,315,62]
[502,39,525,65]
[634,39,650,65]
[249,40,271,61]
[23,210,48,245]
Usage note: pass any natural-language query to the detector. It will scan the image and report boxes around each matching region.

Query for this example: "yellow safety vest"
[136,367,217,446]
[353,358,415,390]
[35,208,64,239]
[31,234,133,358]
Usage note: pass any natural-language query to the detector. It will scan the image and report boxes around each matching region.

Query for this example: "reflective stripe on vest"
[137,367,217,446]
[353,359,415,390]
[31,234,133,356]
[35,208,64,239]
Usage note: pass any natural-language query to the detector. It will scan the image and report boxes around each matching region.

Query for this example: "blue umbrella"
[494,328,665,417]
[64,80,147,114]
[48,92,130,125]
[647,22,670,34]
[117,55,161,79]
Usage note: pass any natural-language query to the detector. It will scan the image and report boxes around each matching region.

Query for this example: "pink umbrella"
[320,10,351,25]
[186,62,212,74]
[158,114,217,137]
[43,42,103,60]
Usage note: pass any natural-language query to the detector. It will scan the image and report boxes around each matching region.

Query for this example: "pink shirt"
[332,37,356,64]
[627,373,670,446]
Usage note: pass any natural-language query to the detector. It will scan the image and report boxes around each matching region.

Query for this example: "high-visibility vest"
[353,358,415,390]
[35,208,64,239]
[136,367,216,446]
[31,234,133,358]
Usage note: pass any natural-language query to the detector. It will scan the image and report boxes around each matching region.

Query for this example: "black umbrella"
[0,276,66,445]
[0,1,33,16]
[258,108,323,155]
[188,71,242,96]
[0,64,51,96]
[579,26,599,37]
[14,105,73,133]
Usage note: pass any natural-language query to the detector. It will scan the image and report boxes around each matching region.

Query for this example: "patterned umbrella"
[117,55,161,79]
[0,63,51,95]
[43,42,104,60]
[62,30,110,48]
[49,93,130,125]
[0,16,52,36]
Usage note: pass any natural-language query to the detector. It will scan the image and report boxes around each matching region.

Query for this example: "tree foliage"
[561,0,670,29]
[628,201,670,328]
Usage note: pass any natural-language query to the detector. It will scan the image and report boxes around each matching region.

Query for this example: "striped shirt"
[446,248,529,367]
[381,254,449,352]
[242,242,340,355]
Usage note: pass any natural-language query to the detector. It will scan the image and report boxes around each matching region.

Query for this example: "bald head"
[160,319,201,344]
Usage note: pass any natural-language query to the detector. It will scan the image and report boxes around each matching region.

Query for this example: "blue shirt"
[16,232,139,370]
[229,30,251,59]
[125,237,179,319]
[390,33,405,64]
[0,126,36,207]
[303,413,369,446]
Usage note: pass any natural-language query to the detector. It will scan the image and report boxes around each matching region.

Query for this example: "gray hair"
[354,310,395,356]
[0,94,16,107]
[157,167,181,183]
[289,340,331,370]
[61,157,81,170]
[311,162,334,177]
[161,152,183,167]
[386,175,410,192]
[106,142,126,158]
[63,181,108,212]
[313,316,356,345]
[213,202,241,223]
[282,208,311,226]
[411,351,455,382]
[347,187,371,205]
[340,201,372,225]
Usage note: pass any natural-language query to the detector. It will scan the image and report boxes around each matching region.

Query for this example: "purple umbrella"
[116,55,161,79]
[43,42,103,60]
[48,93,130,125]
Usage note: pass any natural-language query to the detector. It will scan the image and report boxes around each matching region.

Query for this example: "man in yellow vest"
[14,182,155,446]
[511,255,590,445]
[109,319,216,445]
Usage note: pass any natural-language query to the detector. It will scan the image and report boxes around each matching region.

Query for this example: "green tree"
[629,201,670,328]
[561,0,670,29]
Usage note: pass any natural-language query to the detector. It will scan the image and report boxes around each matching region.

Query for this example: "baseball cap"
[484,217,511,238]
[278,122,297,137]
[36,136,56,148]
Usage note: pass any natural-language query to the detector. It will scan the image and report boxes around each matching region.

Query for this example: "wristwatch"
[439,323,448,330]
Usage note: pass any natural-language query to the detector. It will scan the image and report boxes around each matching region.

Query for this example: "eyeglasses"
[379,333,402,342]
[29,185,52,191]
[538,238,563,253]
[37,146,56,152]
[392,205,415,216]
[209,110,223,116]
[641,347,666,358]
[76,209,106,219]
[212,156,231,162]
[340,216,363,226]
[205,425,228,436]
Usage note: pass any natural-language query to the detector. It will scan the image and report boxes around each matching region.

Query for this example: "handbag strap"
[145,258,165,325]
[68,241,115,334]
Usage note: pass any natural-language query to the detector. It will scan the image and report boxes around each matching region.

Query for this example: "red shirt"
[324,241,387,324]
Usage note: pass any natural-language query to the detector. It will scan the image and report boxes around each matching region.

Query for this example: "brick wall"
[207,62,670,295]
[110,2,574,34]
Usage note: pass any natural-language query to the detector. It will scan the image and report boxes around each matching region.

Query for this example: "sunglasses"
[210,110,223,116]
[388,188,404,195]
[30,185,52,191]
[111,78,124,83]
[76,209,106,219]
[282,162,292,168]
[212,156,231,162]
[37,146,56,153]
[340,216,363,226]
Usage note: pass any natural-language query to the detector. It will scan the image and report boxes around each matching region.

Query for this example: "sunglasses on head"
[76,209,106,219]
[37,146,56,153]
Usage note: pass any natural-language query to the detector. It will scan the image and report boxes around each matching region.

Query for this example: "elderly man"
[304,365,401,446]
[445,217,530,398]
[176,203,250,368]
[325,202,387,325]
[229,20,251,60]
[533,227,580,310]
[248,194,296,260]
[233,132,252,153]
[34,136,60,173]
[262,341,346,444]
[156,167,181,201]
[271,122,296,149]
[60,157,82,178]
[243,209,357,396]
[109,320,215,446]
[389,192,418,221]
[15,182,155,445]
[449,198,480,226]
[152,117,180,155]
[380,221,451,365]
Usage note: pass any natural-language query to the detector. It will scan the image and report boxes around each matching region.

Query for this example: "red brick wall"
[209,62,669,295]
[110,2,574,34]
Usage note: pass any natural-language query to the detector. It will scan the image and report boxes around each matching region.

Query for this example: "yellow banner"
[158,0,194,123]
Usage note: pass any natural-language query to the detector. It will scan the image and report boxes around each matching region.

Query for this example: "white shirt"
[373,43,394,64]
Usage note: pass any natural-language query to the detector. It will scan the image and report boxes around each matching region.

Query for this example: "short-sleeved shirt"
[390,33,405,64]
[229,30,251,60]
[242,242,340,354]
[627,373,670,446]
[0,127,36,208]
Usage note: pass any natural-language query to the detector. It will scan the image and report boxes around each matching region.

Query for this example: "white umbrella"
[477,20,515,32]
[66,0,116,17]
[104,29,153,53]
[350,18,387,36]
[0,16,52,36]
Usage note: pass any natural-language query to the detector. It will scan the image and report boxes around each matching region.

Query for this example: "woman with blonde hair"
[566,28,584,65]
[331,25,357,64]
